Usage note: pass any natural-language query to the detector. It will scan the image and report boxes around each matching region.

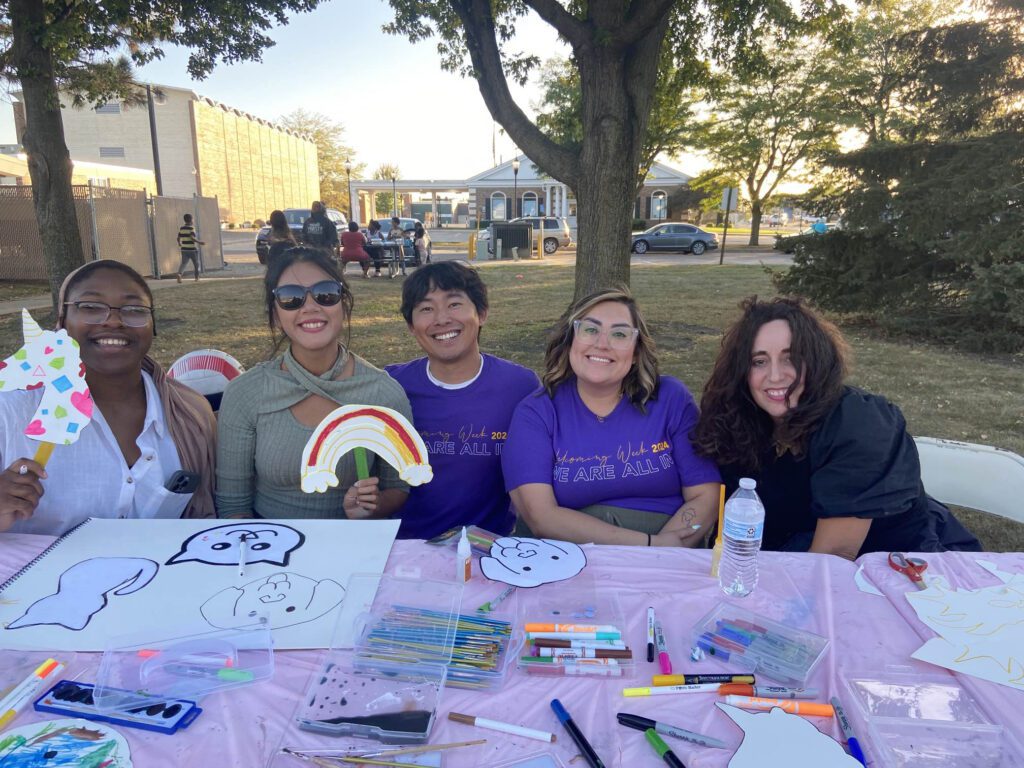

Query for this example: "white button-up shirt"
[1,372,190,536]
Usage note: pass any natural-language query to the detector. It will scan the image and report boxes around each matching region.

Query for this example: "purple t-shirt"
[502,376,720,515]
[385,354,540,539]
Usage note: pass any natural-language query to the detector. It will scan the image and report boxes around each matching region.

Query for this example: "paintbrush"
[283,738,487,765]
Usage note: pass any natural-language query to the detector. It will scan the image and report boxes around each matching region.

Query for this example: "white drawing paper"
[479,537,586,588]
[0,717,132,766]
[854,565,883,596]
[717,703,862,767]
[907,576,1024,690]
[0,518,399,651]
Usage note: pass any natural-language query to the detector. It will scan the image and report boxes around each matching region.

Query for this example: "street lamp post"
[344,160,353,222]
[391,175,398,217]
[511,157,520,219]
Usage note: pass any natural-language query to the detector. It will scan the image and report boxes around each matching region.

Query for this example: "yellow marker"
[623,683,721,697]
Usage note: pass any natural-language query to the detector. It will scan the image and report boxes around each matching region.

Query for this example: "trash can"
[490,223,533,260]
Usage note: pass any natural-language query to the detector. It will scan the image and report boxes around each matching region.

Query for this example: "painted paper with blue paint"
[0,717,132,767]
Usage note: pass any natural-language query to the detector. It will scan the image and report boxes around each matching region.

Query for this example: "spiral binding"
[0,518,93,594]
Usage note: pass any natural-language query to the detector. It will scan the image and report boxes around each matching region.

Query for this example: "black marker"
[646,607,655,663]
[552,699,605,768]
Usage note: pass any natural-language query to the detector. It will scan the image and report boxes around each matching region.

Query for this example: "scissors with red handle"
[889,552,929,590]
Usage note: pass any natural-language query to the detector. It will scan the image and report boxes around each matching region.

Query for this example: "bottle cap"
[739,477,757,490]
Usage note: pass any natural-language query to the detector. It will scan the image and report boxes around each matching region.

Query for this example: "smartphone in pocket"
[164,470,201,494]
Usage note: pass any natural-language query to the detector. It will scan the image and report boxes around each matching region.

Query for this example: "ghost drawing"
[166,522,305,567]
[717,703,863,768]
[479,537,587,588]
[6,558,159,631]
[200,572,345,629]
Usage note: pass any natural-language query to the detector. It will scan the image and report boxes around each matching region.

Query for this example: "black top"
[720,387,980,556]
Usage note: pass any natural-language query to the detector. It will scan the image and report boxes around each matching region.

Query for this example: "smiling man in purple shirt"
[386,263,539,539]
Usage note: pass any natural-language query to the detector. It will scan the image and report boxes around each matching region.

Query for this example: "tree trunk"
[11,0,86,308]
[748,199,762,246]
[573,23,667,299]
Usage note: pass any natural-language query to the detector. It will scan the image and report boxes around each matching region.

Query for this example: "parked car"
[508,216,573,254]
[630,223,719,255]
[255,207,347,263]
[773,223,839,254]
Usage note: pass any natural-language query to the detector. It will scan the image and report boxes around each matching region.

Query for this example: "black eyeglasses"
[273,280,345,311]
[64,301,154,327]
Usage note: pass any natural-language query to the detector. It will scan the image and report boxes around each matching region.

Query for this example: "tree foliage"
[279,109,360,214]
[777,1,1024,352]
[383,0,825,297]
[1,0,323,303]
[688,37,845,245]
[372,162,401,217]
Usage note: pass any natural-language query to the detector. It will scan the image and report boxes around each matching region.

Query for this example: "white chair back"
[915,437,1024,523]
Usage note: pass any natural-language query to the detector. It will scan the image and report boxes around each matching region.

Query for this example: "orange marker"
[719,684,818,699]
[724,695,834,717]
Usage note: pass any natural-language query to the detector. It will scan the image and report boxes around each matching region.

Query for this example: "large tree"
[384,0,816,297]
[372,163,401,217]
[688,38,844,245]
[1,0,323,305]
[279,109,360,215]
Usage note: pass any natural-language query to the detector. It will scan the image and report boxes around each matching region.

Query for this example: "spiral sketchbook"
[0,517,399,652]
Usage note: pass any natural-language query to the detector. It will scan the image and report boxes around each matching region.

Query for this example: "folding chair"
[915,437,1024,523]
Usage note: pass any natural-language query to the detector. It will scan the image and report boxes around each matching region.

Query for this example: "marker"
[532,639,625,650]
[646,607,656,663]
[160,664,254,682]
[551,699,605,768]
[525,623,618,633]
[0,659,65,730]
[623,683,720,697]
[645,728,687,768]
[524,656,620,667]
[535,647,632,660]
[719,684,819,699]
[831,696,867,766]
[527,632,620,641]
[448,711,556,743]
[616,712,727,749]
[654,619,672,675]
[724,695,834,717]
[476,585,515,613]
[238,533,248,578]
[654,674,754,686]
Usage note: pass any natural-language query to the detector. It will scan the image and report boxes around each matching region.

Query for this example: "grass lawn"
[0,281,49,303]
[3,262,1021,549]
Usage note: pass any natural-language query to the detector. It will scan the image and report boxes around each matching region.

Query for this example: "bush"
[632,219,647,230]
[253,219,265,228]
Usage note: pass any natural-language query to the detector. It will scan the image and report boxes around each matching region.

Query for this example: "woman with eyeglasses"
[216,246,413,520]
[0,260,217,535]
[501,288,720,545]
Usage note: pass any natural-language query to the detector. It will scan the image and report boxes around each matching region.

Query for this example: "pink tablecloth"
[1,533,1021,767]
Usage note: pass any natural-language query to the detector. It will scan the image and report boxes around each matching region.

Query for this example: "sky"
[0,1,709,182]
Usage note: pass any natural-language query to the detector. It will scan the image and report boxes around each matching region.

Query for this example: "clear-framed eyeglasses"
[63,301,154,327]
[572,318,639,350]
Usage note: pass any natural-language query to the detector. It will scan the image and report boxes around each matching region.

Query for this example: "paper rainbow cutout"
[301,404,433,493]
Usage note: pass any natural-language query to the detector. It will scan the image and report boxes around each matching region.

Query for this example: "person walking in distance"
[176,214,205,283]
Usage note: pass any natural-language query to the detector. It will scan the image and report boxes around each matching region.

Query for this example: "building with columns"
[348,155,693,227]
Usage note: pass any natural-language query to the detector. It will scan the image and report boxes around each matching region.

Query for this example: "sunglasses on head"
[273,280,345,311]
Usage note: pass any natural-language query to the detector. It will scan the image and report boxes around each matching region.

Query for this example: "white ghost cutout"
[717,703,863,768]
[7,557,159,631]
[479,537,587,588]
[166,523,305,567]
[200,571,345,629]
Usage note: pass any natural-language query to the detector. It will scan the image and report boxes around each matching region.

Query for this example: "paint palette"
[34,680,202,735]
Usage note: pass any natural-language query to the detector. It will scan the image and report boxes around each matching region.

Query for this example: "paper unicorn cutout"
[0,309,92,462]
[717,703,862,767]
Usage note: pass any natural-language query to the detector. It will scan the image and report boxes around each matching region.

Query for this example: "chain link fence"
[0,185,223,281]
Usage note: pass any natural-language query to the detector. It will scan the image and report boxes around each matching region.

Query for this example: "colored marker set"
[34,680,202,735]
[520,622,633,678]
[690,604,829,686]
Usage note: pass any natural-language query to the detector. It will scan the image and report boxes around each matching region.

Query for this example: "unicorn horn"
[21,308,43,341]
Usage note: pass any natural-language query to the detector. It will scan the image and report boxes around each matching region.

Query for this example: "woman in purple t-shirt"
[502,288,721,546]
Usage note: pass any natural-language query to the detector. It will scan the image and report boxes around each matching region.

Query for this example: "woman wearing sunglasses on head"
[501,288,720,546]
[216,246,413,520]
[0,260,216,535]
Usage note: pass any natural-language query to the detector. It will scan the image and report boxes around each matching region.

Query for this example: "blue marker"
[551,699,605,768]
[831,696,867,766]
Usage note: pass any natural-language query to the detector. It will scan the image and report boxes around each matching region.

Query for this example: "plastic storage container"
[295,574,462,743]
[690,603,828,686]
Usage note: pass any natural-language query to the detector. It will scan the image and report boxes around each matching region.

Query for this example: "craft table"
[2,533,1021,767]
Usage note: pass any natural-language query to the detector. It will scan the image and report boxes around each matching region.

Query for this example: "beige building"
[12,83,319,225]
[0,152,156,191]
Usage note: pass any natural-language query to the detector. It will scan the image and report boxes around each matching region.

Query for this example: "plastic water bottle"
[719,478,765,598]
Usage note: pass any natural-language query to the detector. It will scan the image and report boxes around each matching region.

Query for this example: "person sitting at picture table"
[501,288,720,546]
[215,246,412,520]
[0,260,216,535]
[365,219,386,277]
[693,296,981,559]
[387,216,408,276]
[340,220,371,279]
[386,262,539,540]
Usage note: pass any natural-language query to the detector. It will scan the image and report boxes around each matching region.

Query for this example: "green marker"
[645,728,687,768]
[217,668,255,682]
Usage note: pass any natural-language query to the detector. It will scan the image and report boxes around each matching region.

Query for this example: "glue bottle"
[456,526,472,583]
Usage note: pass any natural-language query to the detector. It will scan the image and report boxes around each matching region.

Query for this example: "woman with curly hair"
[501,288,720,545]
[693,296,980,559]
